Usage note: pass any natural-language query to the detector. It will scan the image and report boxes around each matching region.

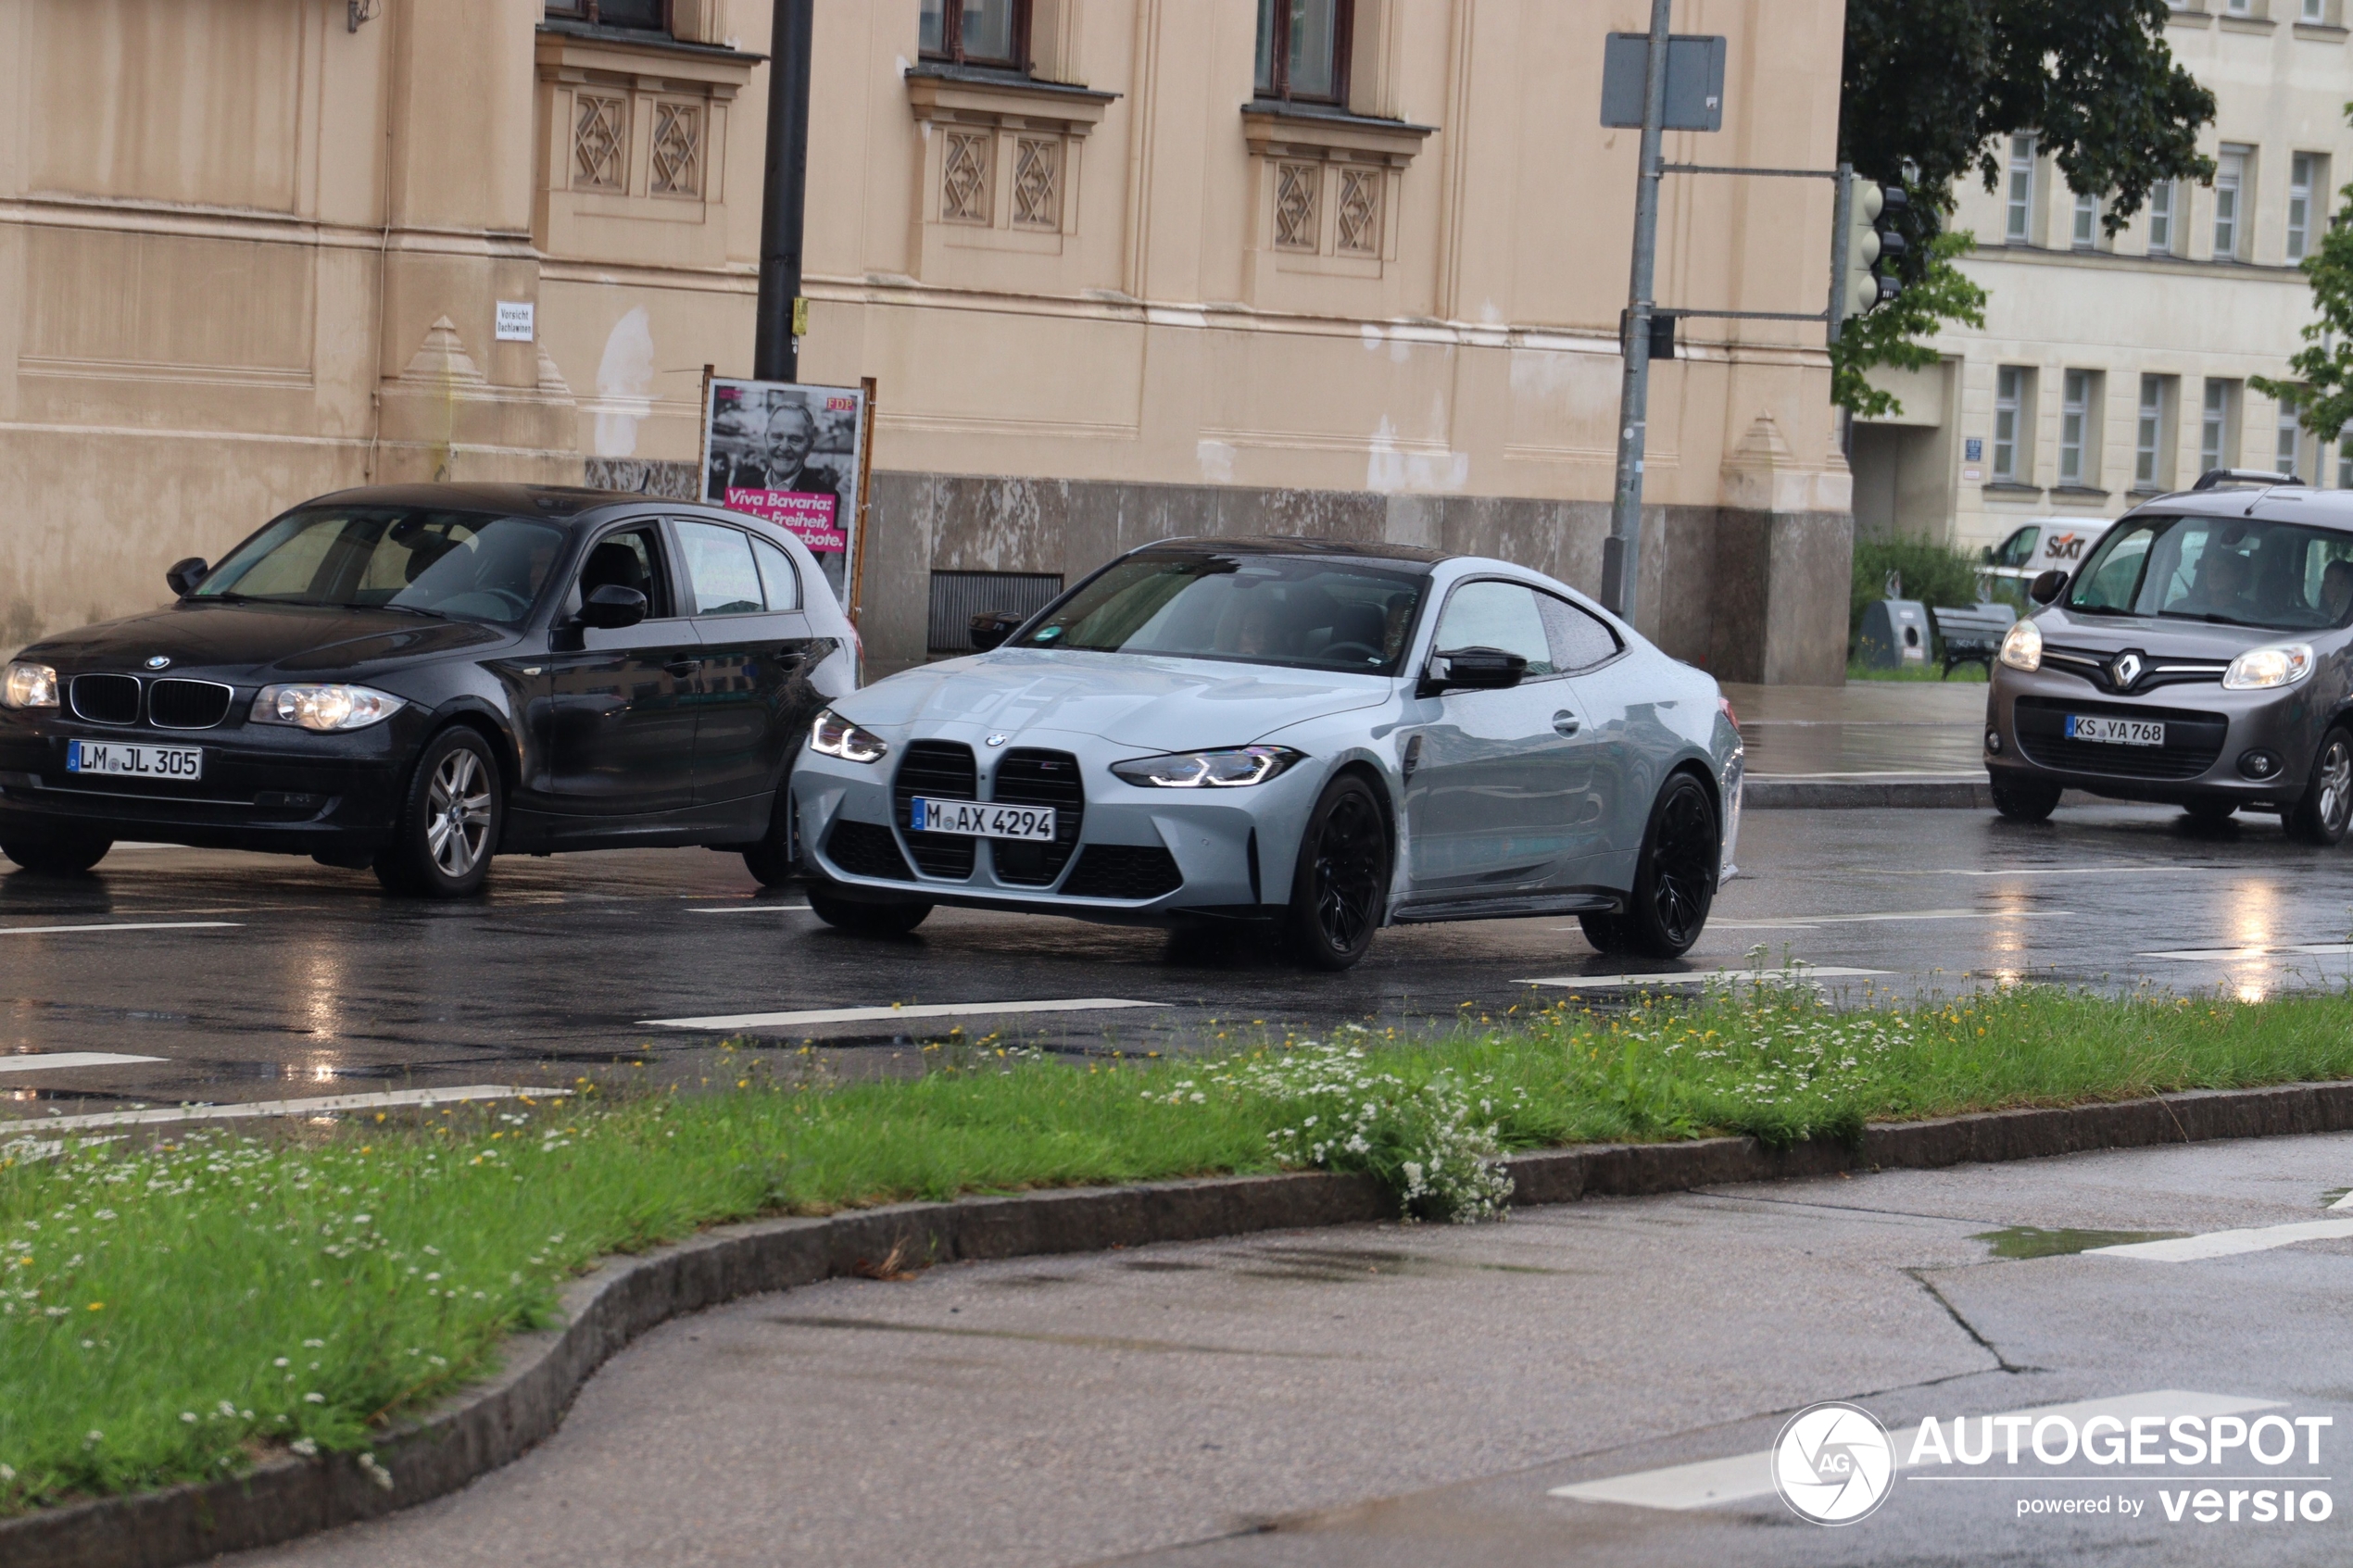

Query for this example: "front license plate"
[911,797,1057,841]
[2066,715,2165,746]
[66,739,205,781]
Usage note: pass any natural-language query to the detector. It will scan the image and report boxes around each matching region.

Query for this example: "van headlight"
[2222,643,2314,691]
[1997,620,2043,672]
[810,709,888,763]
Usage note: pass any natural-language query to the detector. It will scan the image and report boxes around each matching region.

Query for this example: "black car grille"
[825,820,914,881]
[147,680,234,731]
[69,675,141,725]
[2013,696,2227,781]
[988,748,1084,885]
[1062,844,1185,900]
[891,741,978,879]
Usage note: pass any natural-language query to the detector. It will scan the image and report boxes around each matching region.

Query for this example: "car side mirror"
[577,583,648,630]
[2028,569,2068,606]
[969,609,1026,652]
[166,558,208,597]
[1421,646,1528,696]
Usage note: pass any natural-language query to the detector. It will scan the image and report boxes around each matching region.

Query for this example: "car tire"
[741,780,799,888]
[1990,778,2061,822]
[2288,727,2353,847]
[807,884,933,936]
[2182,797,2238,825]
[1576,910,1632,955]
[1607,771,1719,960]
[1284,772,1390,972]
[374,726,502,897]
[2,834,113,875]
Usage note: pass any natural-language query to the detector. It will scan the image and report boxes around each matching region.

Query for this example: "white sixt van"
[1983,517,2119,589]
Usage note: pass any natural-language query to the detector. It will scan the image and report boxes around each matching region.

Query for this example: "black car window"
[2068,513,2353,631]
[195,508,565,625]
[1993,526,2040,569]
[1537,592,1621,672]
[750,535,801,611]
[577,526,673,619]
[1017,552,1428,675]
[1434,581,1557,676]
[676,521,767,616]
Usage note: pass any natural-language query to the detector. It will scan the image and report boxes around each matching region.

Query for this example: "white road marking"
[2332,1189,2353,1212]
[2091,1218,2353,1262]
[1865,865,2214,878]
[641,997,1170,1030]
[1548,1390,2283,1512]
[0,921,243,936]
[2139,943,2353,961]
[686,904,813,914]
[1709,909,2073,930]
[1519,968,1887,991]
[0,1085,564,1135]
[0,1052,165,1074]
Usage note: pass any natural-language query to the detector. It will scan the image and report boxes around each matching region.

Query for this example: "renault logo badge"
[2110,651,2143,689]
[145,655,172,671]
[985,734,1011,747]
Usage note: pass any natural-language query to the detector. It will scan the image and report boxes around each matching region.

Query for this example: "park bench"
[1929,601,2017,678]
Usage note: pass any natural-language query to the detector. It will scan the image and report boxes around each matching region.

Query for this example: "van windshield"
[2066,514,2353,631]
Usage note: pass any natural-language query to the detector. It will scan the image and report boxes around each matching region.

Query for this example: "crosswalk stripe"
[0,922,242,936]
[0,1052,165,1074]
[0,1085,563,1135]
[641,997,1169,1030]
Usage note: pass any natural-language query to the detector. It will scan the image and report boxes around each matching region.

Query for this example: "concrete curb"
[12,1079,2353,1567]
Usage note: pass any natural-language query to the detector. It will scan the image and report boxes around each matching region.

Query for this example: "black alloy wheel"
[1990,778,2061,822]
[806,884,933,936]
[1,834,113,875]
[2289,727,2353,847]
[741,778,799,888]
[375,726,502,897]
[1595,771,1718,960]
[1287,773,1390,972]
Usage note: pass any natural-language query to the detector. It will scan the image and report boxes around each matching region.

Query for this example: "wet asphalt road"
[6,801,2353,1118]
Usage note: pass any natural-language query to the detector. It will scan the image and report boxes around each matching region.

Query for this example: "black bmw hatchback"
[0,484,856,895]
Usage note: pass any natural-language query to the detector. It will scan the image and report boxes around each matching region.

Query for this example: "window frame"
[2058,370,2095,486]
[571,521,680,621]
[1993,366,2031,482]
[2006,135,2037,244]
[673,519,778,619]
[2135,374,2177,492]
[2213,147,2248,260]
[2289,152,2321,261]
[1254,0,1355,107]
[2071,191,2100,248]
[544,0,673,32]
[2201,380,2239,473]
[920,0,1033,72]
[2147,179,2175,255]
[2278,399,2306,480]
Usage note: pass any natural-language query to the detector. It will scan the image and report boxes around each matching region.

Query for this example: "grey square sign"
[1600,33,1727,132]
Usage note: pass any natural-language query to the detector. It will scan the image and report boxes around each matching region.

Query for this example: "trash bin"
[1856,598,1930,670]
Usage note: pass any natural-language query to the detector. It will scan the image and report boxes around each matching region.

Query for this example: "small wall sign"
[494,301,536,343]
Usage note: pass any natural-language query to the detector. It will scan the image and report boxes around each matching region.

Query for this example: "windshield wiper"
[341,601,450,621]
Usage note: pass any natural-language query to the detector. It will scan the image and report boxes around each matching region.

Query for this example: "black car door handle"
[664,660,699,678]
[1553,710,1581,735]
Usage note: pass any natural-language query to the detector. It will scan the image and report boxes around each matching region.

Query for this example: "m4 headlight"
[250,684,406,732]
[1997,620,2042,673]
[810,708,889,763]
[2222,643,2314,691]
[1111,746,1304,788]
[2,661,58,709]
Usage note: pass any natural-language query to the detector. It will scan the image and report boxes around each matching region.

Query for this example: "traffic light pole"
[1600,0,1674,623]
[754,0,814,383]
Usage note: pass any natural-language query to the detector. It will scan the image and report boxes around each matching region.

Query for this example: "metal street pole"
[1600,0,1674,623]
[754,0,814,383]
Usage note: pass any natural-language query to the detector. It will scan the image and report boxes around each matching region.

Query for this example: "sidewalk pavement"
[1719,680,1991,809]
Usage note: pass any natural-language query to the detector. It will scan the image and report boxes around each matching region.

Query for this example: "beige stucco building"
[1,0,1856,682]
[1856,1,2353,555]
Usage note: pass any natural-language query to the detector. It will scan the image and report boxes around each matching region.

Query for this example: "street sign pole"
[1601,0,1674,624]
[754,0,814,383]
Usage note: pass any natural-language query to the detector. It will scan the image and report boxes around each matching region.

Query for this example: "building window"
[2006,135,2037,244]
[2202,380,2238,472]
[2214,147,2247,260]
[545,0,671,30]
[1255,0,1353,106]
[573,93,628,190]
[2278,399,2304,477]
[649,103,701,196]
[920,0,1030,71]
[2072,192,2099,247]
[2147,181,2174,255]
[2224,0,2253,13]
[2308,0,2328,19]
[2289,153,2322,261]
[1994,366,2031,482]
[2136,375,2177,491]
[2059,370,2097,485]
[2339,437,2352,489]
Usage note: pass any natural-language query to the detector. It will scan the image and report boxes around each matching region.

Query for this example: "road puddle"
[1972,1224,2190,1260]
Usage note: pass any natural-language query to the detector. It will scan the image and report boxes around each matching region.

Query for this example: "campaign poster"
[701,378,868,607]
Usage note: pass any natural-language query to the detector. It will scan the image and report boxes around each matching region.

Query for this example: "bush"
[1849,539,1988,654]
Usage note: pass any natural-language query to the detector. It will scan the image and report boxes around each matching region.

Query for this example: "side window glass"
[1433,581,1555,675]
[1997,527,2039,568]
[577,526,672,619]
[750,536,801,611]
[1537,593,1621,672]
[676,521,765,616]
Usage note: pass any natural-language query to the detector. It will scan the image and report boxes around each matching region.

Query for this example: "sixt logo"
[2047,533,2089,560]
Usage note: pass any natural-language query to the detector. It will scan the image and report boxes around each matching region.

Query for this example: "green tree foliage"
[1831,232,1989,420]
[1833,0,2215,415]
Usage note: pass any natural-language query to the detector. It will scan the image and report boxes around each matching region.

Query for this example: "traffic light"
[1840,175,1909,320]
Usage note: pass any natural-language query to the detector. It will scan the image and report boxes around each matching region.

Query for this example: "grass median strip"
[6,981,2353,1516]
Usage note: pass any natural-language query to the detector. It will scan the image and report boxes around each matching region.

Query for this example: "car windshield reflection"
[192,508,568,627]
[2066,513,2353,633]
[1014,552,1428,675]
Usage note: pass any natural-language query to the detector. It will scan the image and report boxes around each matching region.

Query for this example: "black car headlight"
[2,661,58,709]
[810,708,889,763]
[250,684,406,732]
[1111,746,1304,788]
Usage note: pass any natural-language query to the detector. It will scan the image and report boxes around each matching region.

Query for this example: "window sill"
[1241,100,1437,167]
[2168,9,2214,25]
[535,22,761,94]
[535,19,764,66]
[905,64,1118,137]
[2218,14,2277,31]
[2294,21,2348,38]
[2050,484,2111,500]
[1982,481,2044,496]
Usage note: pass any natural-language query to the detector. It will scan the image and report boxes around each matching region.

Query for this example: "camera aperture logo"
[1775,1402,1895,1524]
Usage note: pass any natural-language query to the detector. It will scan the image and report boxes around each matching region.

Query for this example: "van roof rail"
[2192,468,2304,491]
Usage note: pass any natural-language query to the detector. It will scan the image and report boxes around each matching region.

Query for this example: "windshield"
[1014,552,1429,674]
[2065,513,2353,632]
[194,508,568,626]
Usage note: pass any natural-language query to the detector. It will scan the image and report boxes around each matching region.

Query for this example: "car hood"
[2034,608,2316,659]
[839,649,1395,749]
[19,601,513,678]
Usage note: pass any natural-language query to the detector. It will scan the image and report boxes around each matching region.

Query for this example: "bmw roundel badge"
[145,655,172,671]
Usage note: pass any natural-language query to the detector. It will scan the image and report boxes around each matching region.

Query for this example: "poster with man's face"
[701,379,867,606]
